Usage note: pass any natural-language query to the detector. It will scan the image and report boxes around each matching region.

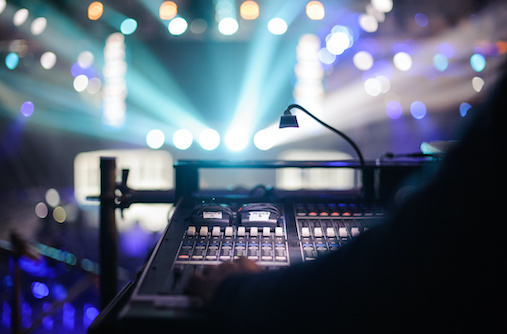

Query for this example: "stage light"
[21,101,34,117]
[240,1,259,20]
[254,129,274,151]
[168,17,188,35]
[218,17,239,35]
[393,52,412,71]
[31,17,47,35]
[120,18,138,35]
[199,129,220,151]
[40,51,57,69]
[13,8,29,26]
[225,129,248,151]
[268,18,287,35]
[146,129,165,149]
[172,129,193,150]
[410,101,427,119]
[353,51,374,70]
[470,53,486,72]
[306,1,325,20]
[88,2,103,21]
[159,1,177,20]
[472,76,484,92]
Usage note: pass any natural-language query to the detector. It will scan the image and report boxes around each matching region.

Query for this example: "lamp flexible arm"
[285,104,365,168]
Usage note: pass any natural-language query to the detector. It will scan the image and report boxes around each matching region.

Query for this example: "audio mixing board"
[116,198,385,331]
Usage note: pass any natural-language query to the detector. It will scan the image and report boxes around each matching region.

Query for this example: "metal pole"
[99,157,118,310]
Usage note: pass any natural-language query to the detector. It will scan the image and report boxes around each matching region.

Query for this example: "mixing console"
[116,199,385,331]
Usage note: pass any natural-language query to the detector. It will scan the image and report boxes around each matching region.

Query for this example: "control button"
[187,226,196,236]
[326,227,335,238]
[314,227,323,238]
[263,227,271,236]
[212,226,221,237]
[225,226,233,237]
[275,227,283,237]
[351,227,360,237]
[301,227,310,238]
[199,226,208,236]
[237,226,246,237]
[338,227,348,238]
[250,227,258,237]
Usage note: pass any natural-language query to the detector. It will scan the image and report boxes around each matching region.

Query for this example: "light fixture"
[279,103,365,169]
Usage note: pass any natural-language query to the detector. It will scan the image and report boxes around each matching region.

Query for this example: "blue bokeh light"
[410,101,427,119]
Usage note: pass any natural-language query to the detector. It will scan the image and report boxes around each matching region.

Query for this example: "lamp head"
[279,110,299,128]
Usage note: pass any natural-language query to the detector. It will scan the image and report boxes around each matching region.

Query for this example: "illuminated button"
[263,227,270,236]
[326,227,336,238]
[338,227,348,238]
[351,227,360,237]
[225,226,233,237]
[275,227,283,237]
[199,226,208,236]
[314,227,323,238]
[301,227,310,238]
[187,226,196,236]
[237,226,246,237]
[212,226,221,237]
[250,227,258,237]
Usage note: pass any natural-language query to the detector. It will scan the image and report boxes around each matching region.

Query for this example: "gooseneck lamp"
[279,103,366,189]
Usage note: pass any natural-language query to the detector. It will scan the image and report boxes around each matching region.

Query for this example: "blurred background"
[1,0,506,332]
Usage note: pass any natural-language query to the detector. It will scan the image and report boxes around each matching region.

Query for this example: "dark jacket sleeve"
[209,71,507,333]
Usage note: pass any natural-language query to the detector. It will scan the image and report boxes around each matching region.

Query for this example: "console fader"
[117,199,385,332]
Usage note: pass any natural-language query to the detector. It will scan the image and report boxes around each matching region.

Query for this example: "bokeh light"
[31,282,49,299]
[470,53,486,72]
[386,100,403,119]
[35,202,49,219]
[5,53,19,70]
[359,13,378,33]
[459,102,472,117]
[254,129,274,151]
[472,76,485,92]
[168,17,188,35]
[371,0,394,13]
[414,13,428,27]
[393,52,412,71]
[73,75,89,92]
[199,129,220,151]
[218,17,239,35]
[88,2,103,20]
[326,25,353,55]
[45,188,60,207]
[225,130,248,151]
[40,51,57,69]
[433,53,449,71]
[146,129,165,149]
[172,129,193,150]
[31,17,48,35]
[410,101,427,119]
[159,1,177,20]
[306,1,325,20]
[20,101,34,117]
[120,18,138,35]
[53,206,67,223]
[240,1,259,20]
[353,51,374,71]
[267,18,287,35]
[13,8,29,26]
